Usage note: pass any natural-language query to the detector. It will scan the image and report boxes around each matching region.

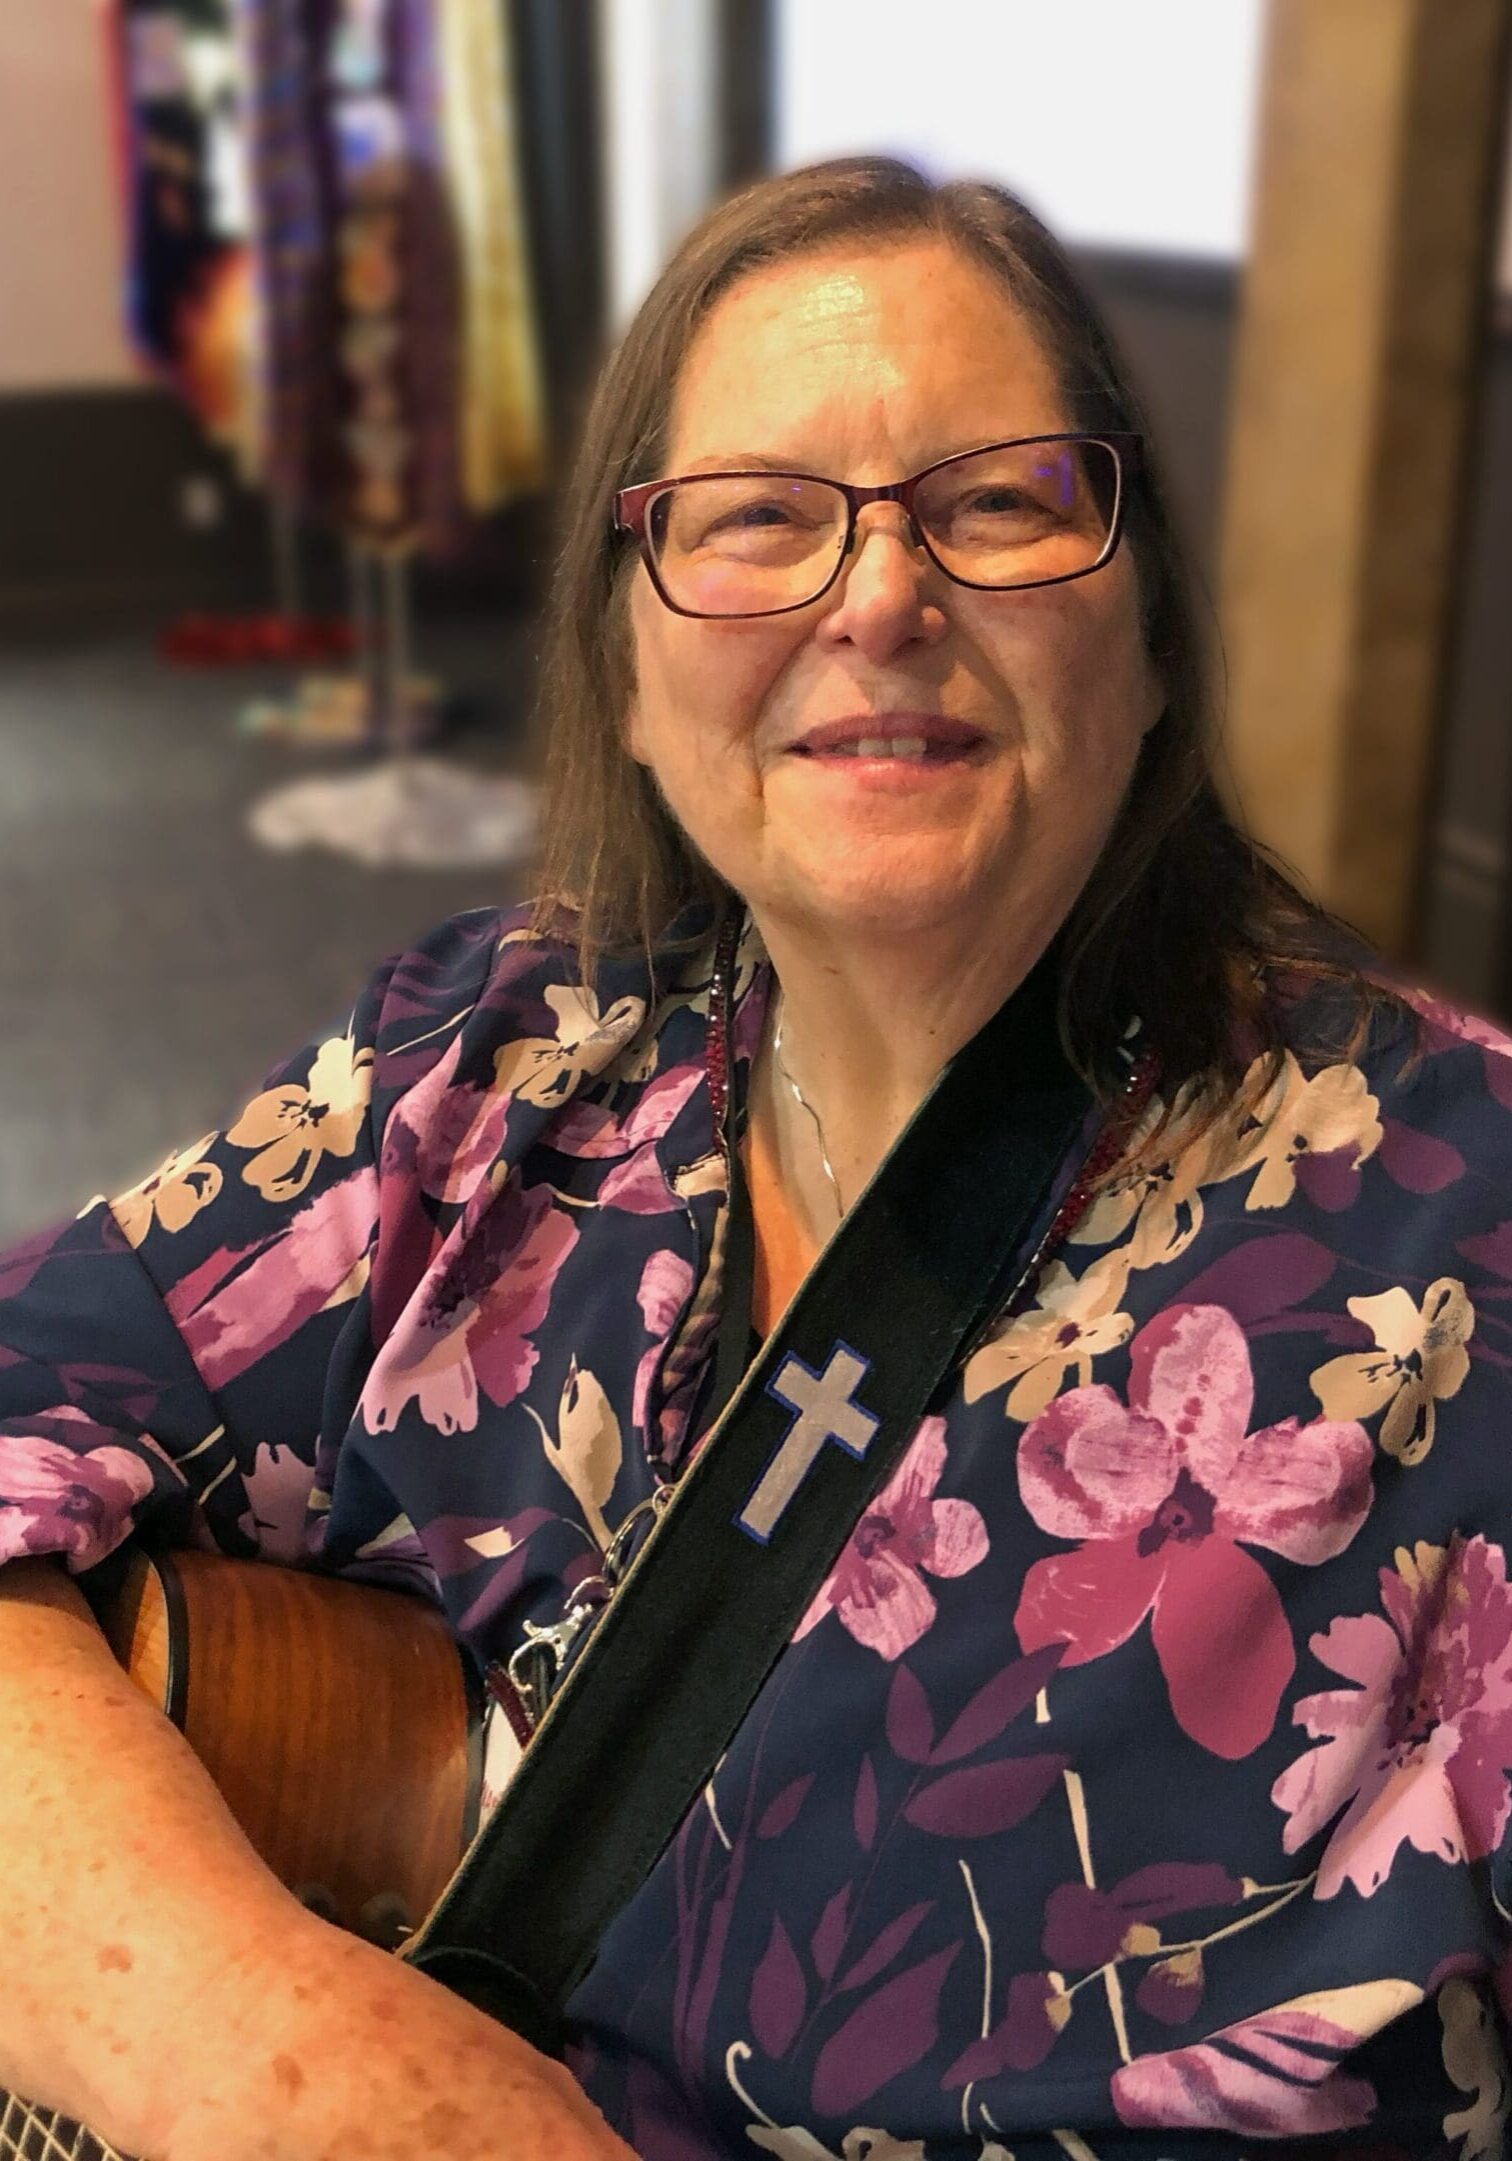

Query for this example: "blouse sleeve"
[0,910,501,1577]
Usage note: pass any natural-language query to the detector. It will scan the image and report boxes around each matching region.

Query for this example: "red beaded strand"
[704,909,742,1135]
[1009,1044,1160,1310]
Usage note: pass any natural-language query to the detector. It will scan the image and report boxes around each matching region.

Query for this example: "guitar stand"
[245,546,537,870]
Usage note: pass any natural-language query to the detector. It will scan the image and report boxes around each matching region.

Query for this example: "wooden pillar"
[1219,0,1511,957]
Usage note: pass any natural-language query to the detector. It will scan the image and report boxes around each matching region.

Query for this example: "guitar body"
[3,1548,480,2161]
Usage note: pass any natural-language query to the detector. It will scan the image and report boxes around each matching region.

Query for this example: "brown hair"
[532,156,1391,1126]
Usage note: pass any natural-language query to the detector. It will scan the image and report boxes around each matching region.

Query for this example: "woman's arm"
[0,915,636,2153]
[0,1559,632,2161]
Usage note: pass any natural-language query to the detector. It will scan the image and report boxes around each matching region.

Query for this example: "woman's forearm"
[0,1557,306,2147]
[0,1560,631,2161]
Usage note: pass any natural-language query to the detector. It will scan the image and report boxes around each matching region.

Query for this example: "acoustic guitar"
[1,1547,481,2161]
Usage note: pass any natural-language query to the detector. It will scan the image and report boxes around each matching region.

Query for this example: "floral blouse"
[3,903,1512,2161]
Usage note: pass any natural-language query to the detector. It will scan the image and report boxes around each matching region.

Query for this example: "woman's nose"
[815,506,949,661]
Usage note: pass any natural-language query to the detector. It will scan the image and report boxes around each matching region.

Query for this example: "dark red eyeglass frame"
[612,431,1145,619]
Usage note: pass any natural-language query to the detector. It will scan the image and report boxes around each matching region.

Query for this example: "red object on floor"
[156,614,356,667]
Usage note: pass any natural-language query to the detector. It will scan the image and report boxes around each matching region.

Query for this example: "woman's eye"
[689,494,825,558]
[963,487,1042,516]
[713,502,795,531]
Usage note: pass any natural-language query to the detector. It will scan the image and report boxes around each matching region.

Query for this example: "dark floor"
[0,614,537,1243]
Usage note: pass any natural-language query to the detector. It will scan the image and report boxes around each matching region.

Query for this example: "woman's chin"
[760,851,1006,945]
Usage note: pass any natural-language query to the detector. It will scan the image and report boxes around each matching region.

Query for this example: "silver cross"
[736,1343,880,1544]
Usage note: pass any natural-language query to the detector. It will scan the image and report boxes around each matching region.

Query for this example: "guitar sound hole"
[293,1881,339,1924]
[358,1892,414,1951]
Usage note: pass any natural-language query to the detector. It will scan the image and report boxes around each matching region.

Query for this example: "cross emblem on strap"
[735,1343,881,1545]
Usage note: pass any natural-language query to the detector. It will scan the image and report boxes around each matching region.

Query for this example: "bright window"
[775,0,1267,262]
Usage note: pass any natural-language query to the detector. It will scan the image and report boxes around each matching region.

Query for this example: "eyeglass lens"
[646,439,1119,617]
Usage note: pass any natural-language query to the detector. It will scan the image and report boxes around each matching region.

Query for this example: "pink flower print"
[364,1315,481,1436]
[598,1145,678,1214]
[632,1248,695,1437]
[1271,1535,1512,1898]
[0,1426,156,1569]
[239,1440,316,1563]
[1015,1305,1374,1758]
[1400,985,1512,1058]
[467,1198,579,1409]
[361,1182,579,1436]
[793,1417,987,1660]
[389,1033,508,1207]
[1111,1980,1418,2135]
[549,1063,703,1160]
[1401,985,1512,1115]
[168,1167,380,1394]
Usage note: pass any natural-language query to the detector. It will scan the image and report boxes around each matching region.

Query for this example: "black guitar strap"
[404,941,1097,2053]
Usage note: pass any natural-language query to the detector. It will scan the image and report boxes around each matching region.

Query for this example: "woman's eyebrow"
[676,452,805,475]
[672,438,1063,480]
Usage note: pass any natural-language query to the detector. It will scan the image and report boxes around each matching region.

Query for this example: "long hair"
[532,157,1389,1131]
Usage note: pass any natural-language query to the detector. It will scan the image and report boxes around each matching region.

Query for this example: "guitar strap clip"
[505,1487,672,1726]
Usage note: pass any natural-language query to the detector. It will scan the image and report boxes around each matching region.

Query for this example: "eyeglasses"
[613,432,1142,620]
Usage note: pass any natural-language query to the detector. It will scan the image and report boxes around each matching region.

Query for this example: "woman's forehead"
[663,240,1068,474]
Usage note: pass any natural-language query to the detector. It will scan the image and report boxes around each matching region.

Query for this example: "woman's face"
[625,239,1164,955]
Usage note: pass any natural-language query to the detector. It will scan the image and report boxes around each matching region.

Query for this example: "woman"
[1,157,1509,2160]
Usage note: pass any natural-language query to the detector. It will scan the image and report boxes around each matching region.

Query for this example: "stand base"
[238,673,442,748]
[248,757,538,869]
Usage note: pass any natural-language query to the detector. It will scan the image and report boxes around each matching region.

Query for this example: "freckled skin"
[96,1944,133,1973]
[420,2101,468,2143]
[271,2053,305,2097]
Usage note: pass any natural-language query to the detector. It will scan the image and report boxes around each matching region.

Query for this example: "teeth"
[830,736,932,759]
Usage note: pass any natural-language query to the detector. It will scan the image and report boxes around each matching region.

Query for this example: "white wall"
[0,0,138,392]
[599,0,721,330]
[777,0,1512,291]
[776,0,1267,261]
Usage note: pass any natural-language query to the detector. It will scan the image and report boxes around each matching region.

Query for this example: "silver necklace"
[771,994,845,1223]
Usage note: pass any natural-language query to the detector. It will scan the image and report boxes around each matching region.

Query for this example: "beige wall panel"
[0,1,139,392]
[1220,0,1510,954]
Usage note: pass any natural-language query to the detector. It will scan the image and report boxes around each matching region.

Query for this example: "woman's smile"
[779,710,989,791]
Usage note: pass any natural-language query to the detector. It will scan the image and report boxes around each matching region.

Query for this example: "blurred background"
[1,0,1509,1240]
